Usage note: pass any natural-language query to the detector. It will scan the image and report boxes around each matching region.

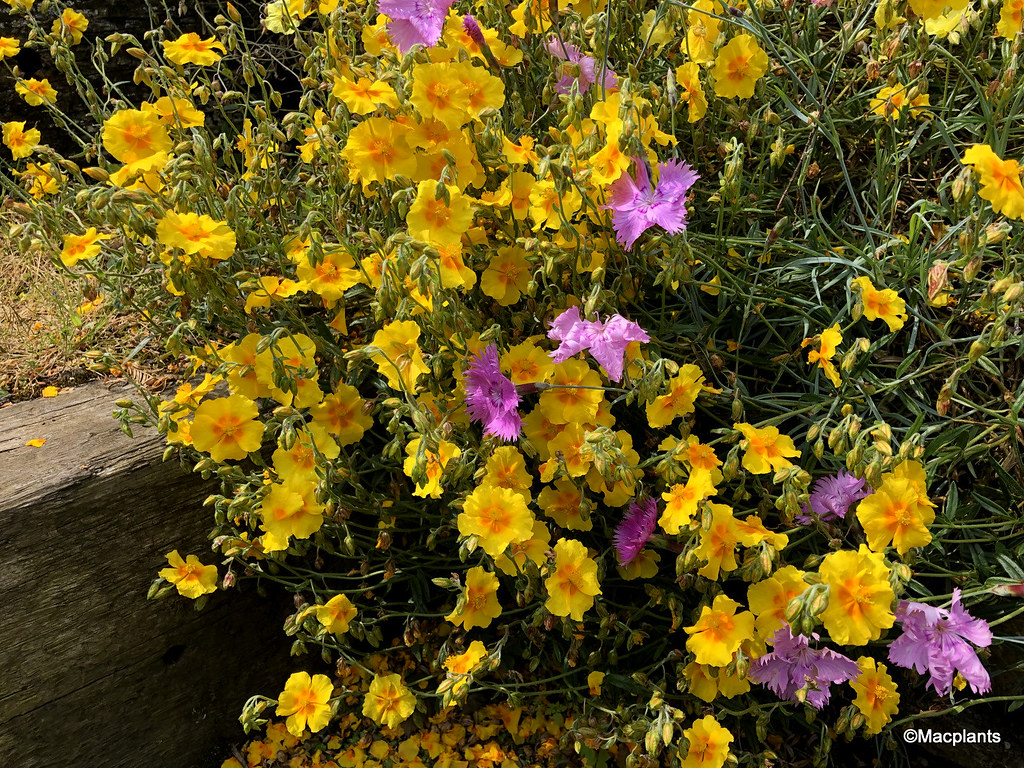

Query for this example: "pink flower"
[888,589,992,695]
[547,307,649,382]
[796,470,869,524]
[464,344,521,441]
[545,38,617,95]
[750,625,860,709]
[613,497,657,566]
[605,157,699,250]
[376,0,455,52]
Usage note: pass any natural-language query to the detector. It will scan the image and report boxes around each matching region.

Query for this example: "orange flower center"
[122,123,154,152]
[176,563,203,582]
[727,55,751,82]
[368,138,396,166]
[425,200,452,227]
[559,564,584,595]
[427,82,452,111]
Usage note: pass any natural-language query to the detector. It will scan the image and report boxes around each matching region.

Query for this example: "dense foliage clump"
[4,0,1024,765]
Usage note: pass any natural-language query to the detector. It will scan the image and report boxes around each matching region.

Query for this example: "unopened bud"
[462,14,485,45]
[963,254,983,282]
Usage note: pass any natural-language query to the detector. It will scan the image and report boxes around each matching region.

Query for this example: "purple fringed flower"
[888,589,992,695]
[545,38,617,96]
[464,344,521,442]
[605,157,699,250]
[796,470,869,524]
[547,307,650,382]
[613,497,657,566]
[548,307,593,363]
[376,0,455,53]
[749,625,861,709]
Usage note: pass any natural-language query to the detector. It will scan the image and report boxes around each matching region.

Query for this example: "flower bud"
[963,254,983,282]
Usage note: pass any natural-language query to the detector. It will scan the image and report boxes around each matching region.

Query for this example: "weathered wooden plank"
[0,381,294,768]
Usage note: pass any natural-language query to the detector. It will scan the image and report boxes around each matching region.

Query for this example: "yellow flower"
[403,437,461,498]
[446,566,502,630]
[309,385,374,447]
[684,595,755,667]
[16,78,57,106]
[659,472,716,535]
[482,446,532,494]
[243,275,302,313]
[856,472,935,555]
[164,32,225,65]
[851,276,908,331]
[693,502,746,580]
[159,550,218,598]
[332,76,399,114]
[850,658,900,734]
[537,479,592,531]
[444,640,488,675]
[496,519,551,576]
[0,37,21,60]
[342,117,417,186]
[711,34,769,99]
[539,358,603,424]
[370,320,430,392]
[908,0,968,21]
[587,670,605,695]
[140,96,206,127]
[481,245,532,306]
[259,480,325,551]
[747,565,808,640]
[363,673,416,729]
[410,62,471,130]
[60,227,111,267]
[545,538,601,621]
[51,9,88,45]
[682,0,721,65]
[272,425,339,482]
[588,134,631,187]
[157,210,236,262]
[961,144,1024,220]
[996,0,1024,37]
[683,662,750,702]
[450,59,505,121]
[315,594,357,635]
[190,394,264,462]
[295,244,362,301]
[819,545,895,646]
[678,715,734,768]
[501,341,555,385]
[734,423,800,474]
[646,364,706,428]
[801,323,842,387]
[407,181,474,245]
[458,484,535,557]
[276,671,334,737]
[265,0,312,32]
[528,179,582,230]
[675,62,708,122]
[252,334,319,406]
[102,109,173,170]
[541,423,595,480]
[18,162,59,197]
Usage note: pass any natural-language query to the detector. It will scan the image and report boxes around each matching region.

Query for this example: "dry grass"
[0,213,168,403]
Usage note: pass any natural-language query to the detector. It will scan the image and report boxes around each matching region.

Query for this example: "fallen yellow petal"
[41,385,59,397]
[25,438,47,447]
